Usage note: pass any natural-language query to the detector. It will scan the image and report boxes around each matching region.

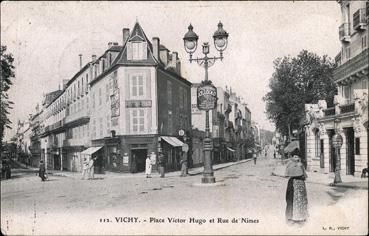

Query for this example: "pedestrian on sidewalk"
[38,160,46,181]
[158,151,166,178]
[88,157,95,180]
[180,150,188,177]
[81,157,89,180]
[145,155,152,178]
[253,152,257,165]
[285,155,308,225]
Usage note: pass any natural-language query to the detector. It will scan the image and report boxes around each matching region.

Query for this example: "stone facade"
[304,0,368,176]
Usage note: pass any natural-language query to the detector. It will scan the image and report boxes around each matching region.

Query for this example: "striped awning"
[81,146,103,155]
[161,136,184,147]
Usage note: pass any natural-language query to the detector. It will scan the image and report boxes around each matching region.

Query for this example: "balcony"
[353,9,367,30]
[339,23,350,42]
[324,107,335,116]
[340,103,355,114]
[333,48,368,82]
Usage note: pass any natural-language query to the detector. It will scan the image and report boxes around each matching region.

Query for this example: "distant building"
[304,0,368,176]
[191,84,253,166]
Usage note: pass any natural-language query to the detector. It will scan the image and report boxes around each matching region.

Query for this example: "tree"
[263,50,337,139]
[1,45,15,150]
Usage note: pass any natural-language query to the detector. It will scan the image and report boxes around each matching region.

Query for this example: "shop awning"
[227,147,235,152]
[81,146,103,155]
[161,136,184,147]
[284,141,300,153]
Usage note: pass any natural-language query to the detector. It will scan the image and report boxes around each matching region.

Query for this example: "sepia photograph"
[1,1,368,235]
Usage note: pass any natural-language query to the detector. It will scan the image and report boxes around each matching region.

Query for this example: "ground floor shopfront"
[90,135,187,174]
[305,116,368,177]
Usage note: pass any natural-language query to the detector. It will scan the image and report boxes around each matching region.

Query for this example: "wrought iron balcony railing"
[340,103,355,114]
[333,48,369,82]
[324,107,335,116]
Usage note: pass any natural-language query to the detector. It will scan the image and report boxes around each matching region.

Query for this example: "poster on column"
[1,1,368,236]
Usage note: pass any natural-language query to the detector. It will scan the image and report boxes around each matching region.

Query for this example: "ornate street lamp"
[183,22,229,184]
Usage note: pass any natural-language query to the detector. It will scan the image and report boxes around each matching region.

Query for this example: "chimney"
[79,54,83,68]
[152,37,160,61]
[92,54,97,62]
[113,42,118,46]
[108,42,113,48]
[123,28,130,45]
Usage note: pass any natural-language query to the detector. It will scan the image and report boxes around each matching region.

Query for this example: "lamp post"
[183,22,229,184]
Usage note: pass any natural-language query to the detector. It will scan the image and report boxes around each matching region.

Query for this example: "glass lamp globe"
[186,40,196,50]
[215,38,226,48]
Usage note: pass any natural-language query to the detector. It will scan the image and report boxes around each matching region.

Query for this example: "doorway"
[53,154,60,170]
[328,130,336,172]
[131,149,147,172]
[345,127,355,175]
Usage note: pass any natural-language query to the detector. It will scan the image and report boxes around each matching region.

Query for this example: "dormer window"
[130,42,147,61]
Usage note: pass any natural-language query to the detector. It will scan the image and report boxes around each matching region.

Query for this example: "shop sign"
[126,100,152,108]
[178,129,185,136]
[197,84,217,111]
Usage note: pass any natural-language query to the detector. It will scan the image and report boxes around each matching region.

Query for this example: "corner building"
[40,22,191,173]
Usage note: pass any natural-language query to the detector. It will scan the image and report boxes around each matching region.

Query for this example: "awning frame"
[80,146,103,155]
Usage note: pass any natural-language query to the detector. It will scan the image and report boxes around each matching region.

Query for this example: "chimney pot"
[113,42,118,46]
[92,55,97,61]
[152,37,160,62]
[123,28,130,45]
[79,54,83,68]
[108,42,113,48]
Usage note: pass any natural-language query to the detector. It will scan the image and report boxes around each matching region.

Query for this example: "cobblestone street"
[1,157,367,235]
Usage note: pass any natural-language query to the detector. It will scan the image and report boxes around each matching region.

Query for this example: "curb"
[188,159,252,176]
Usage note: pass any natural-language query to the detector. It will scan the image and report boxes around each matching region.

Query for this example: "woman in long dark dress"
[285,155,308,224]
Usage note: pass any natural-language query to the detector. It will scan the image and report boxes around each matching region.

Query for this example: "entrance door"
[53,154,61,170]
[320,139,324,168]
[131,149,147,172]
[345,127,355,175]
[329,130,336,172]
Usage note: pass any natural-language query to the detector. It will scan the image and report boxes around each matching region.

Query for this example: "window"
[106,84,109,102]
[167,81,172,106]
[78,81,80,97]
[99,88,102,105]
[345,46,351,59]
[362,78,368,90]
[131,109,145,133]
[130,75,145,98]
[92,92,95,109]
[363,35,368,49]
[86,97,89,110]
[179,87,183,109]
[355,138,360,155]
[109,53,112,65]
[99,117,103,137]
[132,42,147,60]
[343,85,351,103]
[168,110,173,134]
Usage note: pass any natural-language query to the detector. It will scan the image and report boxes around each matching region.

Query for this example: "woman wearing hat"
[285,155,308,225]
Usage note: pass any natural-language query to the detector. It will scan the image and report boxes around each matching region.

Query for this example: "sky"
[1,1,342,140]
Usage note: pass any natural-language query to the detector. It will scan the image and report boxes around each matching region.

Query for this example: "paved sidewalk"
[47,158,253,179]
[272,160,368,190]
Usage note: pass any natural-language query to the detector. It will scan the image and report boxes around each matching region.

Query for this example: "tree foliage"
[263,50,337,138]
[1,45,15,149]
